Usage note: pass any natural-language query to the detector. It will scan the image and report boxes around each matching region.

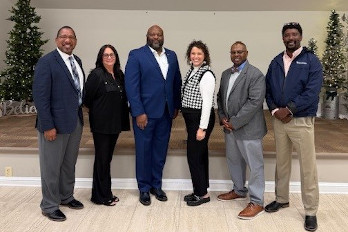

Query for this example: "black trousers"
[182,108,215,197]
[91,132,119,203]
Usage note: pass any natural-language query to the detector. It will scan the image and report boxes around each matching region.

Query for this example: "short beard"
[285,42,300,53]
[147,38,163,51]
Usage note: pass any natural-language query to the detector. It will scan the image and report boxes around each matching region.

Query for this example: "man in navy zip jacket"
[264,22,322,232]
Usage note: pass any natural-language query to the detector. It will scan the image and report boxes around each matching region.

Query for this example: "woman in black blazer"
[84,44,130,206]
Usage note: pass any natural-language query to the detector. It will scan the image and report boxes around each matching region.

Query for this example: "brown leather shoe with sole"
[238,202,264,220]
[217,190,246,201]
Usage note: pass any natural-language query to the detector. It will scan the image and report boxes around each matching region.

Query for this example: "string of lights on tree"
[321,10,348,90]
[341,13,348,108]
[0,0,48,101]
[307,38,319,56]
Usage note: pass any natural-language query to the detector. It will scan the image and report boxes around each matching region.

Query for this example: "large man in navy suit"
[125,25,181,206]
[33,26,85,221]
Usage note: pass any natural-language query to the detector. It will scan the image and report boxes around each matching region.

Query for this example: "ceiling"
[29,0,348,11]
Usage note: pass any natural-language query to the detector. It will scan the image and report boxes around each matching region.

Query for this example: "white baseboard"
[1,177,348,194]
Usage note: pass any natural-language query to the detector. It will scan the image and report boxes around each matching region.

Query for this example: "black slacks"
[182,108,215,197]
[91,132,119,203]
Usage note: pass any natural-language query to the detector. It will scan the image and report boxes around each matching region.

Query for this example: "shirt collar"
[232,60,247,72]
[57,48,73,61]
[148,46,166,56]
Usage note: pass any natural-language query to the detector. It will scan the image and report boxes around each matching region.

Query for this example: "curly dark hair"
[95,44,123,78]
[185,40,211,65]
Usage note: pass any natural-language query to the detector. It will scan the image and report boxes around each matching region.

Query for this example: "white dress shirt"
[226,70,240,111]
[149,46,169,79]
[56,48,84,92]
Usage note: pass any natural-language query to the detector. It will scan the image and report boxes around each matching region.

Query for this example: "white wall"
[33,10,331,86]
[1,7,341,89]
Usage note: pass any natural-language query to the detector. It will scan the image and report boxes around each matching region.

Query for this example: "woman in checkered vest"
[181,40,216,206]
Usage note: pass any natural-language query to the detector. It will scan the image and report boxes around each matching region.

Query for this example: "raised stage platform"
[1,110,348,193]
[1,110,348,154]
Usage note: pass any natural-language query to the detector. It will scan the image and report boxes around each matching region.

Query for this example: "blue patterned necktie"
[68,56,82,105]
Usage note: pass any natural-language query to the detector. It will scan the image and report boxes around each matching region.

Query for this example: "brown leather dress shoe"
[238,202,264,220]
[217,190,246,201]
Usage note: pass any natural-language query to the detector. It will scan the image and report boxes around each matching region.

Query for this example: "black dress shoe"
[184,193,195,202]
[42,209,66,222]
[61,199,84,209]
[139,192,151,206]
[150,188,168,201]
[305,215,317,231]
[265,201,289,213]
[186,195,210,206]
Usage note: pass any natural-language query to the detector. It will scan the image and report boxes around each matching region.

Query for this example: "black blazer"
[83,67,130,134]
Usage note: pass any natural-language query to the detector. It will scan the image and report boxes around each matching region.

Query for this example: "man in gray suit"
[217,41,267,220]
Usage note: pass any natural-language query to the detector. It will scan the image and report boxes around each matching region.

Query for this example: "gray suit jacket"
[217,61,267,140]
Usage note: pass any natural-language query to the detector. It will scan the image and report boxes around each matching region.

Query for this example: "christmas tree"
[322,10,347,90]
[0,0,48,101]
[307,38,319,57]
[341,13,348,110]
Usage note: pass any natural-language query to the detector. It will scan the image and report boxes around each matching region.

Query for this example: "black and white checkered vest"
[181,65,215,109]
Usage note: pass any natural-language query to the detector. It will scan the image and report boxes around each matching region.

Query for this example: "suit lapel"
[144,45,165,79]
[165,50,173,78]
[222,69,232,104]
[53,50,79,92]
[230,61,250,94]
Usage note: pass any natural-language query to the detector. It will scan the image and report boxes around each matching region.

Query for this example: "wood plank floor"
[1,186,347,232]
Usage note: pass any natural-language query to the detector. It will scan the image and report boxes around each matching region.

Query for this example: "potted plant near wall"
[0,0,47,117]
[321,10,347,119]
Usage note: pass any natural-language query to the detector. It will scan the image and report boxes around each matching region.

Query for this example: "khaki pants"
[272,117,319,216]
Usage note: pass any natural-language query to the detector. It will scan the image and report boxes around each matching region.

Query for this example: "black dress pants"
[91,132,119,203]
[182,108,215,197]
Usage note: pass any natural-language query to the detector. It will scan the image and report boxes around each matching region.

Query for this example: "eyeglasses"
[283,22,299,26]
[57,35,76,40]
[230,50,246,55]
[103,53,115,59]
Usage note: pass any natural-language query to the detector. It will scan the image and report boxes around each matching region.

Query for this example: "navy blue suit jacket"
[125,45,181,118]
[33,49,85,134]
